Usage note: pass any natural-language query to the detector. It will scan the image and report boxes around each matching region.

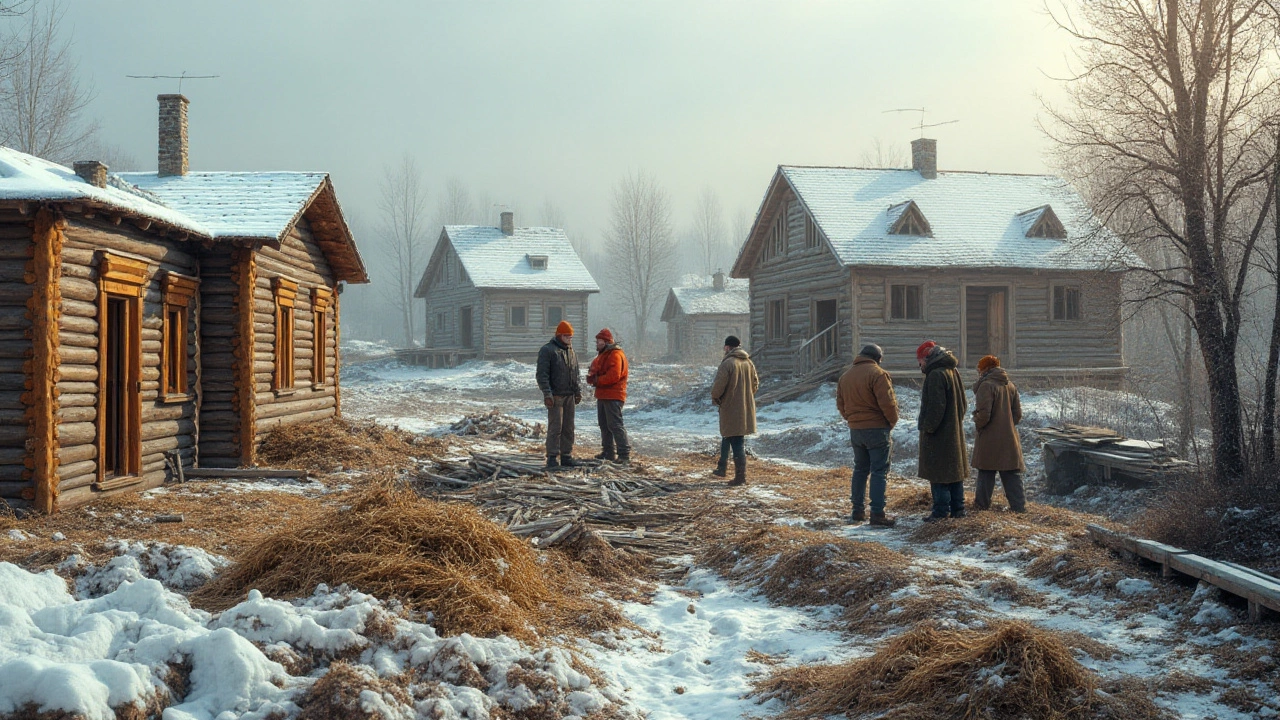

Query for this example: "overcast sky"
[60,0,1075,251]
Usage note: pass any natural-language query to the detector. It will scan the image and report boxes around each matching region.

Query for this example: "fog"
[52,0,1075,346]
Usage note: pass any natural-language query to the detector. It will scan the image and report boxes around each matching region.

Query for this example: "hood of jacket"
[724,347,750,361]
[597,342,620,355]
[977,367,1010,386]
[922,348,958,374]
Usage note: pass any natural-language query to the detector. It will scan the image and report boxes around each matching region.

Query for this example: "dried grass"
[256,417,445,472]
[756,620,1100,720]
[193,481,618,642]
[295,662,413,720]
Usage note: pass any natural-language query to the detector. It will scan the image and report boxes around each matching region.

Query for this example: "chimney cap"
[157,93,189,103]
[73,160,109,188]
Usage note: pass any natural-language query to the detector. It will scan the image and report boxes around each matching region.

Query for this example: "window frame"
[311,286,333,387]
[273,277,299,392]
[1051,283,1083,322]
[766,298,787,341]
[804,214,821,250]
[761,205,789,263]
[160,272,199,402]
[508,303,528,330]
[95,253,147,489]
[886,281,927,322]
[545,304,564,329]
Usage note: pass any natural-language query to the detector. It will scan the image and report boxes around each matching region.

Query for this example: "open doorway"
[812,299,838,360]
[100,294,140,481]
[460,306,473,348]
[964,286,1009,367]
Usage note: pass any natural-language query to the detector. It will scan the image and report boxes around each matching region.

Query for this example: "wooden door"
[460,306,473,348]
[987,291,1008,359]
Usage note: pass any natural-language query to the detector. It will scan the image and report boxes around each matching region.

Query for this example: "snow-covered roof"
[0,147,207,235]
[417,225,599,295]
[734,166,1142,275]
[118,171,327,241]
[662,275,749,321]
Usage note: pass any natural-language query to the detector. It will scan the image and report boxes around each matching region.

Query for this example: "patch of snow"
[74,541,230,597]
[7,529,27,541]
[1115,578,1155,596]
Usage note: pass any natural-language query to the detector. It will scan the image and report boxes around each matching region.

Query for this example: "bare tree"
[538,199,585,253]
[377,156,429,347]
[730,208,751,267]
[0,1,96,161]
[691,187,727,275]
[858,137,908,168]
[607,171,677,359]
[1261,143,1280,464]
[1045,0,1280,483]
[436,177,475,227]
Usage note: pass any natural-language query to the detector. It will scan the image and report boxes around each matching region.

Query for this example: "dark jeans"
[546,395,576,457]
[930,481,965,518]
[975,470,1026,512]
[718,436,745,466]
[597,399,630,459]
[850,427,892,514]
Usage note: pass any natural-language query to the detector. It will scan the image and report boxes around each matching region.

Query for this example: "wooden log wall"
[54,218,201,510]
[746,195,853,376]
[422,242,483,350]
[482,290,589,360]
[0,209,34,509]
[670,313,749,365]
[247,215,340,453]
[195,247,241,467]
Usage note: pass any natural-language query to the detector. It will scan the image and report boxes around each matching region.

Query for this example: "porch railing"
[794,321,843,376]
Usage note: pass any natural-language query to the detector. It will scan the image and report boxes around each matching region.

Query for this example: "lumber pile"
[755,356,846,406]
[447,411,544,440]
[414,452,690,555]
[1036,425,1194,488]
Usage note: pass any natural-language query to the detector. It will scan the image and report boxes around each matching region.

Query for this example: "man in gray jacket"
[536,321,582,469]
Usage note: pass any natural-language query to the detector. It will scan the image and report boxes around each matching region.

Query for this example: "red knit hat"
[977,355,1000,374]
[556,321,574,336]
[916,340,937,362]
[595,328,613,343]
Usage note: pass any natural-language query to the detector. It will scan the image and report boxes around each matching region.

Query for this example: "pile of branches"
[447,410,545,440]
[415,452,690,556]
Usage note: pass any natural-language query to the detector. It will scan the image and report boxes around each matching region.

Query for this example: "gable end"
[887,200,932,237]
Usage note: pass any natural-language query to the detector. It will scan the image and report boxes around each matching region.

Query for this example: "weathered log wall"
[421,242,484,351]
[666,312,749,365]
[481,290,590,360]
[0,209,34,509]
[195,247,240,467]
[54,218,201,510]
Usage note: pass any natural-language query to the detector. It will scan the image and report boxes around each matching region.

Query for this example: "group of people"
[534,325,1026,523]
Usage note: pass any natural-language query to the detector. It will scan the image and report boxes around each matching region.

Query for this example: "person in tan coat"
[836,344,898,527]
[971,355,1027,512]
[710,336,759,486]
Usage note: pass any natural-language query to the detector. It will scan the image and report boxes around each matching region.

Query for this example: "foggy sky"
[57,0,1075,252]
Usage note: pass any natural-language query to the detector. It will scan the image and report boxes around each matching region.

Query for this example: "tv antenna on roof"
[883,108,959,138]
[126,70,220,94]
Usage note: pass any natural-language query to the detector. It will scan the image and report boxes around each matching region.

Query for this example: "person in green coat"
[916,341,969,521]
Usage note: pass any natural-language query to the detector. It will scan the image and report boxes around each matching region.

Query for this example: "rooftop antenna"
[126,70,220,94]
[883,107,959,138]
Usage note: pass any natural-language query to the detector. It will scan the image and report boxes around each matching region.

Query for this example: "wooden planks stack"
[415,452,691,555]
[1036,424,1195,480]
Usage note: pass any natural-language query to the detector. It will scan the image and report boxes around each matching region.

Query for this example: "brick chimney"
[73,161,108,188]
[500,211,514,236]
[713,270,725,291]
[158,94,189,177]
[911,138,937,179]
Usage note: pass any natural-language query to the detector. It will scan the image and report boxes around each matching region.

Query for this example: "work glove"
[543,395,555,409]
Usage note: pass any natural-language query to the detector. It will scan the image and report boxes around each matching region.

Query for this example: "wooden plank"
[185,467,307,479]
[1167,554,1280,613]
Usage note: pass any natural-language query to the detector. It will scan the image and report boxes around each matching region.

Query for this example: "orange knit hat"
[556,321,574,336]
[977,355,1000,374]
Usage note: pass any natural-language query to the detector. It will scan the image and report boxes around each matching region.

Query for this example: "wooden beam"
[185,467,306,479]
[233,247,258,466]
[27,208,64,514]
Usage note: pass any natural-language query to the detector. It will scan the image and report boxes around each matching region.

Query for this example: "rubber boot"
[728,457,746,486]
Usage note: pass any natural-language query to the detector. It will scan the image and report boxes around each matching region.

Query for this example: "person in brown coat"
[971,355,1027,512]
[836,344,898,527]
[916,341,969,521]
[710,336,759,486]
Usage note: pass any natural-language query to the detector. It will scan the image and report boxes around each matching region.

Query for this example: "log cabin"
[0,94,367,513]
[732,139,1141,386]
[660,271,749,364]
[410,213,599,366]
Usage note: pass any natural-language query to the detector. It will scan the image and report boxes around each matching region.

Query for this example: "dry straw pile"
[757,620,1107,719]
[256,418,442,471]
[193,483,618,642]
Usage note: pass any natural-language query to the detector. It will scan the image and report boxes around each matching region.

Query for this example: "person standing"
[971,355,1027,513]
[836,344,899,527]
[536,321,582,469]
[711,336,759,486]
[916,341,969,521]
[587,328,631,465]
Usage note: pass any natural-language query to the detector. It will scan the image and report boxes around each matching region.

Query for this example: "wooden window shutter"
[273,277,299,390]
[312,286,333,385]
[161,272,199,399]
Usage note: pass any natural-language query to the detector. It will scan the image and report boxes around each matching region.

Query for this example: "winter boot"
[848,508,867,524]
[544,455,560,470]
[560,455,581,468]
[614,454,631,466]
[712,459,728,478]
[727,457,746,487]
[594,450,616,461]
[869,512,897,528]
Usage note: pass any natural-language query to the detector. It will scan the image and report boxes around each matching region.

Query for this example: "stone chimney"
[713,270,725,291]
[500,211,514,236]
[73,161,108,188]
[911,138,937,179]
[158,94,189,177]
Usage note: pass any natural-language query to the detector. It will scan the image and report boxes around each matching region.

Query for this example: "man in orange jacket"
[586,328,630,465]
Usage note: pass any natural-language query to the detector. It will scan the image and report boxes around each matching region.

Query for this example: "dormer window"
[1019,205,1067,239]
[887,200,932,237]
[527,254,548,270]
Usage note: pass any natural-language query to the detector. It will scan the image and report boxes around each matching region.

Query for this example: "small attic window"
[1020,205,1067,239]
[887,200,932,237]
[527,254,549,270]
